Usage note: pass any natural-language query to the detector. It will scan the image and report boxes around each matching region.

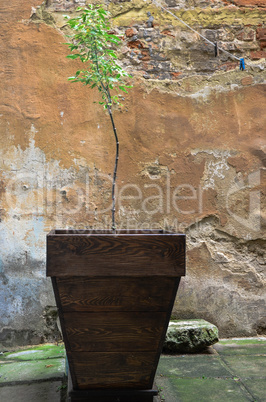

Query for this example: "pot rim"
[48,229,185,236]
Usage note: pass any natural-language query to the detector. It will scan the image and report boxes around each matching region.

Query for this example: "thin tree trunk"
[107,105,119,233]
[97,80,119,233]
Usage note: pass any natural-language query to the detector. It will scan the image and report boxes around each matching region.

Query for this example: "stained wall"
[0,0,265,347]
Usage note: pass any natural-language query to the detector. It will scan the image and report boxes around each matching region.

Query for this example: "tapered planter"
[47,230,185,402]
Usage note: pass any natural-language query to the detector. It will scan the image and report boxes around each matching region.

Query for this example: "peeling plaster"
[192,149,231,189]
[173,215,266,336]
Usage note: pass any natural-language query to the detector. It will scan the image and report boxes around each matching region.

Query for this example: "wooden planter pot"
[47,230,185,402]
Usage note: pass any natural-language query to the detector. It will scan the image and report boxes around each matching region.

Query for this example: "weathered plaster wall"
[0,0,265,347]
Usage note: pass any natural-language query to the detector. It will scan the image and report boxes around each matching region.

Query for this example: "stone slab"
[244,379,266,402]
[156,377,253,402]
[222,355,266,379]
[0,344,65,361]
[156,355,232,378]
[0,358,65,383]
[213,338,266,356]
[0,381,62,402]
[163,319,219,353]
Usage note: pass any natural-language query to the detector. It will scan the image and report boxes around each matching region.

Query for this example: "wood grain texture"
[56,277,177,312]
[63,311,166,352]
[68,351,157,390]
[52,276,181,391]
[47,231,185,277]
[48,231,184,393]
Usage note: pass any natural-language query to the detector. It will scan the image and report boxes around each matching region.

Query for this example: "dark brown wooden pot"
[47,230,185,402]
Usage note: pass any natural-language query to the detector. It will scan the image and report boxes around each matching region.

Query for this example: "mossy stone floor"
[0,339,265,401]
[156,338,266,402]
[0,344,66,402]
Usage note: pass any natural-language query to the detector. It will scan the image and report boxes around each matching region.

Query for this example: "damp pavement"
[0,338,265,402]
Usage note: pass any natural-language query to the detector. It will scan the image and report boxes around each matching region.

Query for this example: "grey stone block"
[0,381,62,402]
[163,319,219,353]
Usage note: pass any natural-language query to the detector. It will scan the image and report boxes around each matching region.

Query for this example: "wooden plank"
[67,363,158,400]
[148,277,181,386]
[56,277,177,312]
[51,278,79,389]
[55,230,163,235]
[47,232,185,277]
[68,351,157,390]
[63,312,166,352]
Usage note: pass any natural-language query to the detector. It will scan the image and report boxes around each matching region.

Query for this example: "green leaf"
[68,78,79,82]
[66,54,80,60]
[119,86,128,93]
[108,51,117,59]
[64,5,132,109]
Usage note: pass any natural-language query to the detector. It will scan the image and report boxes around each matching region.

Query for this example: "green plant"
[64,5,132,231]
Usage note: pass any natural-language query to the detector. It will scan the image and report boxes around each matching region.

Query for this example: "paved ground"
[0,338,265,401]
[0,344,67,402]
[157,338,266,402]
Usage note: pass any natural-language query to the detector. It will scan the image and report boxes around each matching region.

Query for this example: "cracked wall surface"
[0,0,265,347]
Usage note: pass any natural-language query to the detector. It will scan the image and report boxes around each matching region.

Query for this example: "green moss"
[0,359,65,383]
[156,376,252,402]
[158,355,231,378]
[1,344,65,362]
[218,338,266,345]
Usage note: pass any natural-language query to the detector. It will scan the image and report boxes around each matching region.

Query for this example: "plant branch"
[107,104,119,232]
[93,41,109,100]
[94,40,118,232]
[65,6,132,232]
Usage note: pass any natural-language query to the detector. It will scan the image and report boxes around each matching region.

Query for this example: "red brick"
[256,27,266,39]
[125,28,138,38]
[218,61,238,71]
[256,27,266,49]
[140,49,151,61]
[171,72,182,79]
[161,30,175,38]
[127,40,144,49]
[224,0,266,6]
[250,50,266,59]
[236,28,255,41]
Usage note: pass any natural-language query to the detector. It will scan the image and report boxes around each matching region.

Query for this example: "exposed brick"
[171,72,182,79]
[127,40,145,49]
[224,0,266,6]
[259,41,266,49]
[256,27,266,49]
[256,27,266,41]
[236,28,256,41]
[140,49,151,61]
[125,28,138,38]
[218,61,238,71]
[161,29,175,38]
[47,0,266,80]
[250,50,266,59]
